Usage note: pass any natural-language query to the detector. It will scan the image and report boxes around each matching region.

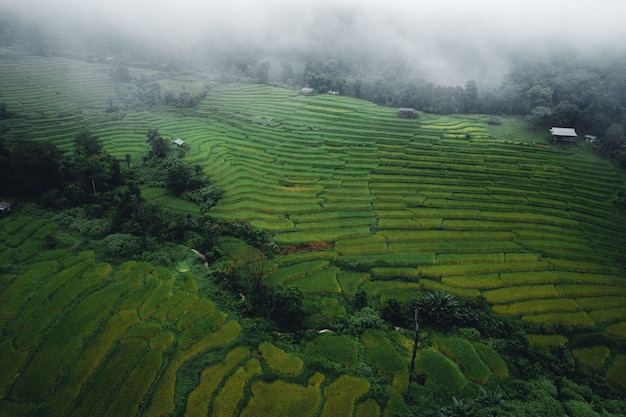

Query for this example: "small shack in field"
[398,107,417,119]
[300,87,314,96]
[550,127,577,144]
[173,138,185,147]
[0,201,12,216]
[585,135,598,143]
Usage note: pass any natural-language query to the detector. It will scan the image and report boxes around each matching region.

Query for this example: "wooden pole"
[407,308,419,402]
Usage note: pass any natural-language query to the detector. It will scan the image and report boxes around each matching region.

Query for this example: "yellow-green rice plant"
[167,295,198,321]
[0,261,59,326]
[575,296,626,309]
[176,297,216,332]
[116,261,152,289]
[605,354,626,390]
[337,270,370,297]
[113,260,137,281]
[274,227,371,245]
[371,267,420,280]
[491,298,579,316]
[304,334,359,368]
[211,358,262,417]
[383,385,409,417]
[390,240,521,254]
[355,398,381,417]
[13,270,107,351]
[259,342,304,375]
[240,379,321,417]
[151,291,187,323]
[334,236,388,256]
[414,349,467,395]
[482,284,558,304]
[139,277,175,320]
[556,284,626,298]
[10,280,126,403]
[62,250,95,267]
[13,237,45,262]
[67,337,147,417]
[441,274,502,289]
[265,260,330,287]
[178,310,227,348]
[36,249,67,262]
[3,260,86,334]
[572,346,610,369]
[504,252,542,263]
[522,311,595,326]
[361,281,421,297]
[0,343,28,394]
[435,253,505,264]
[434,337,491,384]
[420,261,551,278]
[362,330,408,392]
[287,266,341,294]
[418,279,481,299]
[144,320,241,417]
[45,309,139,416]
[544,258,619,274]
[1,216,32,235]
[179,271,199,293]
[321,374,370,417]
[0,400,36,417]
[604,322,626,338]
[589,308,626,324]
[116,274,158,312]
[102,350,162,417]
[185,346,251,417]
[473,342,508,378]
[322,303,346,319]
[125,321,162,341]
[150,331,175,350]
[274,251,338,266]
[501,271,624,286]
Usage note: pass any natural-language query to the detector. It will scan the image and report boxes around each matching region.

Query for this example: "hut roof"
[550,127,577,137]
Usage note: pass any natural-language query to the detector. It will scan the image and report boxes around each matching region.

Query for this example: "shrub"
[410,290,479,329]
[98,233,143,259]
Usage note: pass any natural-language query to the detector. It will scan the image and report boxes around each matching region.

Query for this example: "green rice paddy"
[1,56,626,414]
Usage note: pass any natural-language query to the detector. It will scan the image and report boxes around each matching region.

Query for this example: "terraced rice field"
[2,56,626,411]
[181,84,626,345]
[2,58,626,342]
[1,215,428,416]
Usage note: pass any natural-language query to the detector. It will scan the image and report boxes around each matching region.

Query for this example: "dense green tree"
[600,123,625,154]
[145,128,170,160]
[526,106,553,130]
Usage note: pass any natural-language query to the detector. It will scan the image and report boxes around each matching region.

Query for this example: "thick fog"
[3,0,626,85]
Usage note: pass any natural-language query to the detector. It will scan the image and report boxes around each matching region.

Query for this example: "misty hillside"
[1,2,626,417]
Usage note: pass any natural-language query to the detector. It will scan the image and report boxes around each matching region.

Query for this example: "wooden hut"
[549,127,577,144]
[398,108,417,119]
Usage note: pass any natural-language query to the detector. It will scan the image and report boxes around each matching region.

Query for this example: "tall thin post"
[407,308,420,402]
